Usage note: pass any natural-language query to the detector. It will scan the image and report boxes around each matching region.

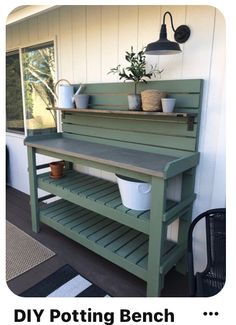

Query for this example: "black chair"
[188,208,226,297]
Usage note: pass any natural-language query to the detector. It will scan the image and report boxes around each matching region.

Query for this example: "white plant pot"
[116,175,151,211]
[161,98,176,113]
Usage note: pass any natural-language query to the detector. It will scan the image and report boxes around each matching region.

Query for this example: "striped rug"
[20,265,110,297]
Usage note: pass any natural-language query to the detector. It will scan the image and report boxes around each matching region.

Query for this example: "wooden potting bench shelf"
[25,79,203,296]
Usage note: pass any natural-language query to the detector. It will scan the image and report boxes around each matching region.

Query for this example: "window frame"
[6,37,59,137]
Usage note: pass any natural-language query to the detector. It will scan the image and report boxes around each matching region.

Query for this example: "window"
[22,41,57,135]
[6,41,57,135]
[6,51,24,133]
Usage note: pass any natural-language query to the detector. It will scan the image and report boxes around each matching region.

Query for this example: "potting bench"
[25,79,203,296]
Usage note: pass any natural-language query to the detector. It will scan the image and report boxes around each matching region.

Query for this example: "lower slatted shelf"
[40,199,148,280]
[40,199,176,281]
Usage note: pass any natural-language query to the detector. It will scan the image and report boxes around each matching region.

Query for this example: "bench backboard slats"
[63,79,203,154]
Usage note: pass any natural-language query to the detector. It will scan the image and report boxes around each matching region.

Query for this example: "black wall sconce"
[145,11,191,55]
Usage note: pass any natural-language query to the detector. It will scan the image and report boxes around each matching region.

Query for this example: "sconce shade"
[145,39,181,55]
[145,12,190,55]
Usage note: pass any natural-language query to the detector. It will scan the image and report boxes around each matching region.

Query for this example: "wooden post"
[27,147,40,232]
[175,208,192,274]
[175,168,196,274]
[146,176,166,296]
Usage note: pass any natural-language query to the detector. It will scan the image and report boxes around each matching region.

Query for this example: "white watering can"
[55,79,75,109]
[55,80,87,109]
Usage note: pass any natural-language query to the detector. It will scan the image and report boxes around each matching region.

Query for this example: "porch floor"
[6,186,189,297]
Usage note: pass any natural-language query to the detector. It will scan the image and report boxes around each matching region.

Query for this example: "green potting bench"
[24,79,203,296]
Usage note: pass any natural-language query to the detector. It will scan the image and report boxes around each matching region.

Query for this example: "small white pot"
[116,175,151,211]
[161,98,176,113]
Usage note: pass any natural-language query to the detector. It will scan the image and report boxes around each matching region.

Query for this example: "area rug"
[6,221,55,281]
[20,264,110,297]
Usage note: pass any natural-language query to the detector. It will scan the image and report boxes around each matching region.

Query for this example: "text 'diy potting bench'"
[24,79,203,296]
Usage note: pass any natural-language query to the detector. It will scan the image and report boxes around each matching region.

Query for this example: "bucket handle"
[54,79,72,99]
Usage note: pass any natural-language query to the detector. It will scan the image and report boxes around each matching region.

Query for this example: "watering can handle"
[54,79,72,99]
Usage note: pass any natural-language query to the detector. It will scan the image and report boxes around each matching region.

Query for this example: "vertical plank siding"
[101,6,119,82]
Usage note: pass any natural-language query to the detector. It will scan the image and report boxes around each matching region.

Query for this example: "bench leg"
[146,177,166,297]
[27,147,40,233]
[175,254,187,274]
[175,208,193,274]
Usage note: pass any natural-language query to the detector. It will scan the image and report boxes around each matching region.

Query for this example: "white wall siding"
[58,7,74,81]
[190,8,226,272]
[201,8,225,209]
[71,6,87,82]
[6,133,29,194]
[101,6,119,83]
[6,5,226,271]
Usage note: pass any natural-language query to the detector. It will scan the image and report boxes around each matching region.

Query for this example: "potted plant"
[108,46,162,110]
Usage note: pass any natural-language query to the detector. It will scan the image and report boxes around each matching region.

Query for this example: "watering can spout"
[74,84,86,97]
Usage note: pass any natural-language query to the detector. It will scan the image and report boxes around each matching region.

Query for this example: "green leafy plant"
[108,46,163,94]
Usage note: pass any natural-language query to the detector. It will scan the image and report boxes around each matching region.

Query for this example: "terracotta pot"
[49,161,64,179]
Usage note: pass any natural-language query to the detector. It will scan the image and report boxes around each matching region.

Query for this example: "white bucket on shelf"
[116,174,151,211]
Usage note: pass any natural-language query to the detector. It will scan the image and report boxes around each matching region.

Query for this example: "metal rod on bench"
[36,163,50,170]
[38,194,56,202]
